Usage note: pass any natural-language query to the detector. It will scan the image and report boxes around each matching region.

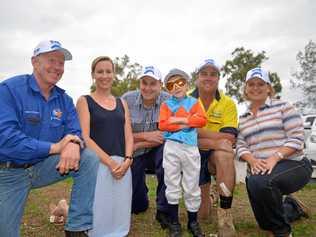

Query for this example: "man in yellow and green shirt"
[189,59,238,237]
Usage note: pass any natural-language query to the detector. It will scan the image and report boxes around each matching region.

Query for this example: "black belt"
[0,161,34,169]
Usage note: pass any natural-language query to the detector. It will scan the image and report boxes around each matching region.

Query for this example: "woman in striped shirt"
[236,68,312,237]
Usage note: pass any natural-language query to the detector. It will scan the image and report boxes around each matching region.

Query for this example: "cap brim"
[246,76,270,84]
[59,48,72,61]
[33,48,72,61]
[198,63,220,73]
[139,74,160,81]
[164,72,189,85]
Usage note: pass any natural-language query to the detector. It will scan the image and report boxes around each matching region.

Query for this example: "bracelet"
[274,151,285,159]
[124,156,133,160]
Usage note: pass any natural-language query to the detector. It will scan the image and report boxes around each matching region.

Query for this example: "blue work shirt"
[0,74,82,164]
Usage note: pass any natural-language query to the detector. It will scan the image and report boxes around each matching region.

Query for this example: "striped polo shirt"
[236,98,304,162]
[121,90,170,156]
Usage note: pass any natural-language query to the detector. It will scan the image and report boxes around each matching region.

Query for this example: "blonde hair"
[90,56,115,92]
[91,56,114,74]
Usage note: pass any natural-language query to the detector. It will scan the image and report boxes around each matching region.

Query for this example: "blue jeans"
[131,145,168,214]
[0,149,99,237]
[246,157,312,237]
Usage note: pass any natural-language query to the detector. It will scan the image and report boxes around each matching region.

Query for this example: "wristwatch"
[125,156,133,160]
[274,151,285,159]
[70,139,81,145]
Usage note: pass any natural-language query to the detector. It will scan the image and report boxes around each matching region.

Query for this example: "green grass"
[21,176,316,236]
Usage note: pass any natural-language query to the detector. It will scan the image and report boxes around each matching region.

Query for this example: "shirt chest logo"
[210,111,222,118]
[51,108,63,121]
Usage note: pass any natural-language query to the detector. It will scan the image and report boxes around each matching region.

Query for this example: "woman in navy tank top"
[76,56,134,237]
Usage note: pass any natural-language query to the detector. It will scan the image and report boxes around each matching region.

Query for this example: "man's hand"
[198,129,236,145]
[143,131,164,144]
[168,117,188,125]
[133,131,164,151]
[56,142,81,175]
[50,134,83,154]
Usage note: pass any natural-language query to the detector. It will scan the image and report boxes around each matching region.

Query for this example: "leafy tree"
[114,55,141,81]
[291,40,316,110]
[112,55,142,96]
[269,72,282,98]
[189,71,198,89]
[223,47,281,103]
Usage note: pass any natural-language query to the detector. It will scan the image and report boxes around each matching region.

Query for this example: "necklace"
[91,93,116,110]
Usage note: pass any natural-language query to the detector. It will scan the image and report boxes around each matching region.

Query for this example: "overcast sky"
[1,0,315,103]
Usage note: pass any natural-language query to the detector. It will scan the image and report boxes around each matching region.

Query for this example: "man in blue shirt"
[0,40,99,237]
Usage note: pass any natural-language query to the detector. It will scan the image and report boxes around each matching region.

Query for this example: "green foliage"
[90,83,96,93]
[291,40,316,110]
[223,47,282,103]
[269,72,282,98]
[190,71,198,88]
[113,55,142,96]
[111,78,139,97]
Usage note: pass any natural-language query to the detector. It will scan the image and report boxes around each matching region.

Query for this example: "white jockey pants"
[163,140,201,212]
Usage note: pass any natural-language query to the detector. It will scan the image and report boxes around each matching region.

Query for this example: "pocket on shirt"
[23,111,41,136]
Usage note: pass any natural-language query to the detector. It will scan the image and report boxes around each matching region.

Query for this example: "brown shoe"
[288,194,311,218]
[49,199,69,225]
[217,208,236,237]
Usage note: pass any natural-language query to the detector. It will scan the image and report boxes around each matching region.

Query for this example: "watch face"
[276,151,284,159]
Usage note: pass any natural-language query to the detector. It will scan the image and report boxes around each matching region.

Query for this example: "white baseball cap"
[197,58,221,73]
[139,65,162,81]
[33,40,72,61]
[245,67,271,84]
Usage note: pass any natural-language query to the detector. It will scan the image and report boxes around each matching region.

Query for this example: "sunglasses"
[165,78,187,91]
